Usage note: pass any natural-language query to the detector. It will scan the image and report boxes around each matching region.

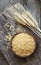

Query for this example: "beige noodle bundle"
[11,33,36,57]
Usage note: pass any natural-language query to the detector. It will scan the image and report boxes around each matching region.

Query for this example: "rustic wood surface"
[0,51,9,65]
[0,0,41,65]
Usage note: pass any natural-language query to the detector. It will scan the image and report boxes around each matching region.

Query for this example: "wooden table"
[0,0,41,65]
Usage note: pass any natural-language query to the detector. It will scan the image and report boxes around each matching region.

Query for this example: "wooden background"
[0,0,41,65]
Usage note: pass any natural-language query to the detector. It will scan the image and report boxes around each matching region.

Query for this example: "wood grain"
[0,0,41,65]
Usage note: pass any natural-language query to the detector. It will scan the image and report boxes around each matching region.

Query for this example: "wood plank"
[0,0,41,65]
